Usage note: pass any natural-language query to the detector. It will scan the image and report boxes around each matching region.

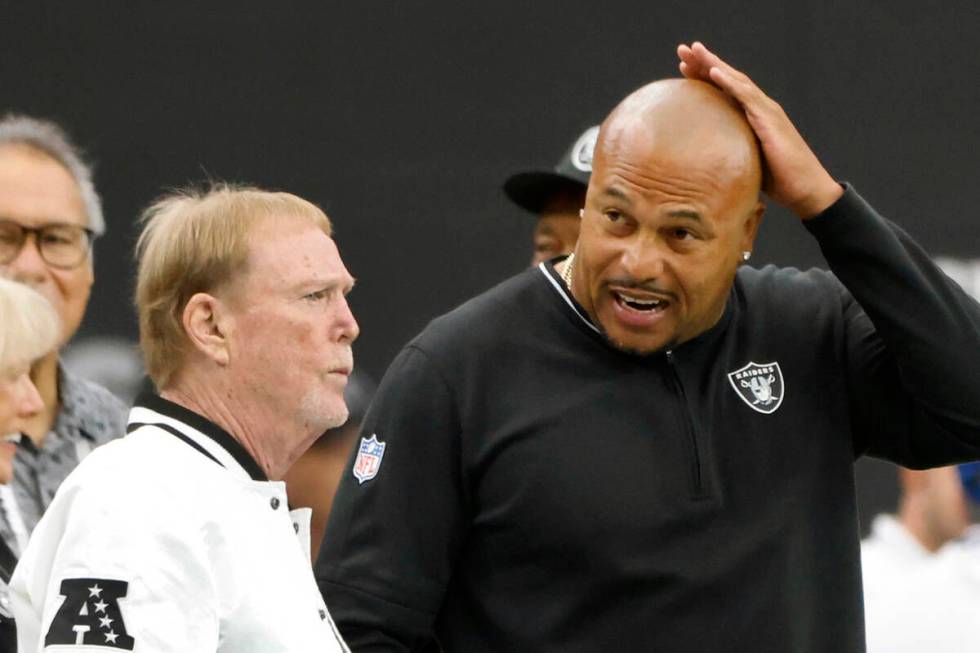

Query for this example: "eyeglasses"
[0,219,95,270]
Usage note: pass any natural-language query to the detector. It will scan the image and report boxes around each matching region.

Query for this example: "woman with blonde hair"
[0,277,60,474]
[0,276,60,644]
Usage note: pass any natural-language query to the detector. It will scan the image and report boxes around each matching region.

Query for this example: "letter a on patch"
[353,434,386,484]
[45,578,135,649]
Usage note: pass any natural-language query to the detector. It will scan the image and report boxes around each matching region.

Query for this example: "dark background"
[4,0,980,526]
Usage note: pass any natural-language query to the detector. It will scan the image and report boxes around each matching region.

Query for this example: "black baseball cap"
[503,125,599,214]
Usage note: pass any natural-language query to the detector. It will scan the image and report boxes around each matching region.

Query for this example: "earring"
[742,251,752,262]
[578,208,585,218]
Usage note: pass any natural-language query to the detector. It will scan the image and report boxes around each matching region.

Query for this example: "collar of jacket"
[131,391,268,482]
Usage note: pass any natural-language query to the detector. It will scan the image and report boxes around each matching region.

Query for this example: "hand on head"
[676,41,843,219]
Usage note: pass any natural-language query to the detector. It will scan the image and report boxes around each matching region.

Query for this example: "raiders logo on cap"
[569,126,599,172]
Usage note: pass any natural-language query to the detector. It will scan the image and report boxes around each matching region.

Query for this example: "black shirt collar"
[133,392,268,482]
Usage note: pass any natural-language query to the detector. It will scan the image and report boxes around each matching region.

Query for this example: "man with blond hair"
[10,184,357,652]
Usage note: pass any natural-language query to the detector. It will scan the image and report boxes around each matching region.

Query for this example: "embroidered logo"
[727,361,785,414]
[44,578,135,649]
[570,126,599,172]
[353,434,386,484]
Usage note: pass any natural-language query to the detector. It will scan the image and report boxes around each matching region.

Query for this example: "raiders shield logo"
[569,126,599,172]
[727,361,785,414]
[45,578,134,649]
[353,434,386,484]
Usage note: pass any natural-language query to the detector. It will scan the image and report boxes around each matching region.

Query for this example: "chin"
[320,407,350,431]
[299,390,349,432]
[598,323,673,357]
[608,338,669,357]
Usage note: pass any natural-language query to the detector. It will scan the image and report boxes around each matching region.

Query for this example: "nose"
[620,233,667,282]
[334,296,360,344]
[14,372,44,418]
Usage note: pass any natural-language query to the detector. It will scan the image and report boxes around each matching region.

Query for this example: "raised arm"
[678,41,980,464]
[677,41,843,218]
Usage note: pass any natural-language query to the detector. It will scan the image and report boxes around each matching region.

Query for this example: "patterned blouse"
[0,366,128,556]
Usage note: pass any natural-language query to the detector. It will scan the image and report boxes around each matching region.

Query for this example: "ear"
[181,292,232,366]
[740,200,766,253]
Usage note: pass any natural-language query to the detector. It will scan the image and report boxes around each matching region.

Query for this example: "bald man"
[317,44,980,652]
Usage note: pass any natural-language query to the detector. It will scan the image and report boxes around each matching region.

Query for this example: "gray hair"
[0,115,105,235]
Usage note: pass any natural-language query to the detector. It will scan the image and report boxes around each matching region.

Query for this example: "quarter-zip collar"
[538,257,736,359]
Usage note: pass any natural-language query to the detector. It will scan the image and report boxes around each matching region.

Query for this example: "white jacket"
[9,397,349,652]
[861,515,980,653]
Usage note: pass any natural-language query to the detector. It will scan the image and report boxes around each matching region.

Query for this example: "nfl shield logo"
[727,361,785,415]
[353,434,386,484]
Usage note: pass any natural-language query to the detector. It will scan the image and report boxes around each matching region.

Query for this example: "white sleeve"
[10,469,219,652]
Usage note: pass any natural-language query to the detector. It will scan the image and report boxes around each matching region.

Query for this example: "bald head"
[597,79,762,200]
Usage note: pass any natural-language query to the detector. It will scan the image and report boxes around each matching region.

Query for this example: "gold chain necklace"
[560,253,575,290]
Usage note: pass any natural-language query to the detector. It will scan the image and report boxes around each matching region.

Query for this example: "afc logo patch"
[353,434,386,484]
[45,577,134,649]
[727,361,785,414]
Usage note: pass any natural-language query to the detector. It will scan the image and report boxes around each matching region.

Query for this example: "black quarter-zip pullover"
[317,186,980,652]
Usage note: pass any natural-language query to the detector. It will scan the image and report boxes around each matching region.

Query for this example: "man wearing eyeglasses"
[0,115,126,562]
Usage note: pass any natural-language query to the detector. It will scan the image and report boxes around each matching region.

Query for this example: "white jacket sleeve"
[9,461,219,652]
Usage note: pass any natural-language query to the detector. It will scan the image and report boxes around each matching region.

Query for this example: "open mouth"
[612,290,670,313]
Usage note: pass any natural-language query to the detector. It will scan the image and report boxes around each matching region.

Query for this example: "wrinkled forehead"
[0,144,87,225]
[593,124,760,198]
[238,214,349,294]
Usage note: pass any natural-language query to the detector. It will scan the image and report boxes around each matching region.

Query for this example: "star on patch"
[44,577,135,649]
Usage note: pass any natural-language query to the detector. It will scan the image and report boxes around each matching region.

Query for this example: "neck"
[23,351,61,445]
[160,373,306,481]
[898,500,946,553]
[558,253,576,295]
